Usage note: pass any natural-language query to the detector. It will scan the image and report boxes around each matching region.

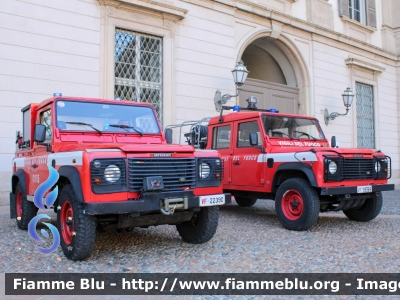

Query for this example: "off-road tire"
[275,178,320,231]
[176,206,218,244]
[57,184,96,260]
[235,196,257,207]
[15,182,38,230]
[343,193,383,222]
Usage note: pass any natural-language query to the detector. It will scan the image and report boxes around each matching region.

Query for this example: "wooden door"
[239,78,299,114]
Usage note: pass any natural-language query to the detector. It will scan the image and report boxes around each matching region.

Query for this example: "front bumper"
[320,184,395,196]
[83,191,231,215]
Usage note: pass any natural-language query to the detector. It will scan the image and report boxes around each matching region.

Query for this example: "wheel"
[343,194,382,222]
[275,178,320,231]
[234,196,257,207]
[57,185,96,260]
[15,182,38,230]
[176,206,218,244]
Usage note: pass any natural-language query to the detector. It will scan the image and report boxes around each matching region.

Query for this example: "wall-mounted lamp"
[214,60,249,111]
[324,87,355,126]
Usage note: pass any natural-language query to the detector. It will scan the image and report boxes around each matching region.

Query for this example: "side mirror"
[34,124,46,143]
[331,136,336,148]
[249,132,258,146]
[165,128,173,144]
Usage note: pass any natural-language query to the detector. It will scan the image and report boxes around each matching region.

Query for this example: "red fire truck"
[165,98,394,231]
[10,94,229,260]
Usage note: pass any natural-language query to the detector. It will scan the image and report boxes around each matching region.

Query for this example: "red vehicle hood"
[270,146,376,156]
[118,143,194,153]
[58,143,194,153]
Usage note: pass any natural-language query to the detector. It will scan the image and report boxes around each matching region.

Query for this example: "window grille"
[356,83,375,149]
[114,28,163,124]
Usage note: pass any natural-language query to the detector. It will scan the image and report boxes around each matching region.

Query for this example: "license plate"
[357,185,372,193]
[199,194,225,207]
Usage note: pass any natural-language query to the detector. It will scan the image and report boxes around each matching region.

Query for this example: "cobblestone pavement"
[1,190,399,300]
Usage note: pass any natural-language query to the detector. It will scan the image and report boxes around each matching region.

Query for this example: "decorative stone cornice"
[98,0,188,20]
[341,15,376,33]
[207,0,398,62]
[345,57,386,74]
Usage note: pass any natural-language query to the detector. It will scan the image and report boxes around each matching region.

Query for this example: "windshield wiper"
[271,131,294,140]
[294,130,316,140]
[65,122,102,135]
[109,124,143,136]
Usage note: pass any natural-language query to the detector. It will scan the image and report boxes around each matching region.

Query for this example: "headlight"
[199,162,211,179]
[328,161,337,174]
[104,164,121,183]
[375,161,381,172]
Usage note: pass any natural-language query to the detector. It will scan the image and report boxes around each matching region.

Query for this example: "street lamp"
[232,60,249,87]
[324,87,355,126]
[214,60,249,112]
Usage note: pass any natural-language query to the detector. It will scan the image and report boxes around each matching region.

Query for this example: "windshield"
[55,100,160,134]
[262,115,325,140]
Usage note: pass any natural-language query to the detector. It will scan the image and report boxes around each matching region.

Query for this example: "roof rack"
[164,117,211,148]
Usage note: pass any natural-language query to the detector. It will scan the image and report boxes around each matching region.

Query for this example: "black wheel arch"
[272,163,318,194]
[11,167,84,203]
[57,166,84,203]
[12,169,27,196]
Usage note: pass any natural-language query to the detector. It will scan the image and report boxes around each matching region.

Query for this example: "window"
[212,125,231,149]
[356,83,375,148]
[262,115,325,140]
[114,28,163,123]
[40,109,52,142]
[237,121,261,148]
[349,0,363,23]
[340,0,376,28]
[56,101,160,134]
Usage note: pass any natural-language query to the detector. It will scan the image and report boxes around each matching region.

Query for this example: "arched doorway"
[239,37,300,114]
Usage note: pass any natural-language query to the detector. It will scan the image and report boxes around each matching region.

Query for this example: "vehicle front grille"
[128,158,196,191]
[343,158,374,180]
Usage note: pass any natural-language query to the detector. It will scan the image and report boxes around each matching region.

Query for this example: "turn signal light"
[215,173,221,179]
[94,178,101,184]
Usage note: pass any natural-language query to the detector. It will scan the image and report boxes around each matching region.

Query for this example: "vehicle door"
[210,124,232,185]
[231,119,264,187]
[29,107,52,197]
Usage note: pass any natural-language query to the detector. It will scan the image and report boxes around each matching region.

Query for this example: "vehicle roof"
[37,96,154,110]
[209,110,319,125]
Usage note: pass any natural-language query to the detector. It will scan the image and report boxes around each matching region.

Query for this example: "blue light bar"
[233,105,240,112]
[270,108,277,113]
[53,93,62,96]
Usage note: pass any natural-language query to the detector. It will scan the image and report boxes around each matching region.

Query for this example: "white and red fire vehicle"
[10,94,229,260]
[166,98,394,231]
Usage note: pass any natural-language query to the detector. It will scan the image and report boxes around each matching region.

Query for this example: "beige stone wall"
[0,0,101,203]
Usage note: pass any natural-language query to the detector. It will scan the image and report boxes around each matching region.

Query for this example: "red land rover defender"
[10,95,229,260]
[166,100,394,231]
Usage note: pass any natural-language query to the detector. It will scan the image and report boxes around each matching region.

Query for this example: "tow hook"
[161,197,188,216]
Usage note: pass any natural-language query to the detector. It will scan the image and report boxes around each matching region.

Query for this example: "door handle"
[233,161,241,165]
[31,164,38,169]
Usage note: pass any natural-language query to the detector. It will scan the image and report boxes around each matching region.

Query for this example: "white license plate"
[199,194,225,207]
[357,185,372,193]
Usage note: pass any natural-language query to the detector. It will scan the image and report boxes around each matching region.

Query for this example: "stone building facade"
[0,0,399,202]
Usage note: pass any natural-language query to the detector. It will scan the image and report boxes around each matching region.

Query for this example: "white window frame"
[349,0,366,24]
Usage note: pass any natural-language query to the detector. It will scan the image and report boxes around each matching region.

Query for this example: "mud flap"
[10,192,16,219]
